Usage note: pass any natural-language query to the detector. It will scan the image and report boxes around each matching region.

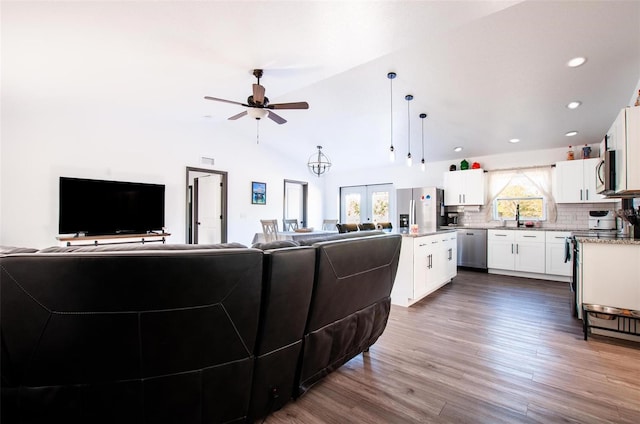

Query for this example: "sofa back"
[298,233,402,393]
[1,245,262,424]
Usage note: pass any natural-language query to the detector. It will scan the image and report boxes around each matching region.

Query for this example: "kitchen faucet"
[516,204,522,228]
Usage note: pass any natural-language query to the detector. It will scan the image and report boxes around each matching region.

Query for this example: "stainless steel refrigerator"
[396,187,446,233]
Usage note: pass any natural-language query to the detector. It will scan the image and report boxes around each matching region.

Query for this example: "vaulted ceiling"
[3,1,639,171]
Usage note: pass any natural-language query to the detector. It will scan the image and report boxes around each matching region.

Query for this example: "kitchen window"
[486,167,557,223]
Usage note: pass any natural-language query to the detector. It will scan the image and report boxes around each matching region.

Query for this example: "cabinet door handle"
[516,244,519,254]
[418,243,427,247]
[511,244,514,254]
[448,248,452,260]
[580,189,583,201]
[432,241,438,244]
[495,234,507,237]
[586,189,589,200]
[523,235,536,238]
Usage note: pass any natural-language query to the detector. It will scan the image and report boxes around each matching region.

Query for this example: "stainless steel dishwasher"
[456,228,487,269]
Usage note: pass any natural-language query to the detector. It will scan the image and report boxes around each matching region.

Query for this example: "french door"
[339,183,393,225]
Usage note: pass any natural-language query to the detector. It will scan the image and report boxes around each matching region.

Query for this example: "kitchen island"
[391,229,457,307]
[578,236,640,341]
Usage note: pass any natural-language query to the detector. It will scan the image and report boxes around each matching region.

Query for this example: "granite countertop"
[575,236,640,246]
[399,228,456,238]
[442,225,577,232]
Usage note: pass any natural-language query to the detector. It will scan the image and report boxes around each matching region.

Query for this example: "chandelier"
[308,145,332,177]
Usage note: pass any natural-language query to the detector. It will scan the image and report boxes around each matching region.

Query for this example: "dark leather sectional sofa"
[1,231,401,423]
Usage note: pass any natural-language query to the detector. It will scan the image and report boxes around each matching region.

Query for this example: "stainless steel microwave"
[595,150,615,195]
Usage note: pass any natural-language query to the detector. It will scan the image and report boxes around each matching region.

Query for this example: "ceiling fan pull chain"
[256,120,260,144]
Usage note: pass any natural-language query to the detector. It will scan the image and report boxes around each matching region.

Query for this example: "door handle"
[496,234,507,237]
[511,243,514,254]
[516,244,519,254]
[585,189,589,200]
[580,189,583,200]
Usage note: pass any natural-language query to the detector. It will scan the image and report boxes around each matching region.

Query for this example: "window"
[487,168,555,222]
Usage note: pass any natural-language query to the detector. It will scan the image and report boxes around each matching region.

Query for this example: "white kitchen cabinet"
[487,230,515,270]
[581,241,640,311]
[443,169,486,206]
[610,106,640,195]
[545,231,572,277]
[554,158,615,203]
[487,230,545,274]
[391,232,457,307]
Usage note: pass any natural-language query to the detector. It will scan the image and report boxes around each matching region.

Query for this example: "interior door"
[283,180,307,229]
[186,167,227,244]
[196,174,222,244]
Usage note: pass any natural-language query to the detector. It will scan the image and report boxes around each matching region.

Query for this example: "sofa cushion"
[251,240,299,251]
[0,246,39,254]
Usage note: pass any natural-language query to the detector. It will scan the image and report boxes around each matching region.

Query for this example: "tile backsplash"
[453,201,621,230]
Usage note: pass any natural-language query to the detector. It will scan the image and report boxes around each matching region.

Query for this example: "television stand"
[56,233,170,247]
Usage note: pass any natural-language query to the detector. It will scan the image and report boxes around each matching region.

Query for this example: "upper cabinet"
[553,158,616,203]
[609,106,640,196]
[443,169,486,206]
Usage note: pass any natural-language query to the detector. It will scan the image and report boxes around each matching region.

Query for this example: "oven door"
[596,150,615,195]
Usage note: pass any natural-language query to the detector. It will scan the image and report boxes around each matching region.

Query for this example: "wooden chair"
[321,219,338,231]
[260,219,279,243]
[376,222,393,231]
[283,219,299,231]
[358,223,377,231]
[336,223,359,233]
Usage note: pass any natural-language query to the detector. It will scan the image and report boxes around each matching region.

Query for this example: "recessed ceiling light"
[509,138,520,143]
[567,101,582,109]
[565,131,578,137]
[453,146,463,152]
[567,57,586,68]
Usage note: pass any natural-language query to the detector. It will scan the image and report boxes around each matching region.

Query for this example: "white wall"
[0,106,323,248]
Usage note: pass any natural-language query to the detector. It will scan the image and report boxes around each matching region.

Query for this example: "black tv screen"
[59,177,165,236]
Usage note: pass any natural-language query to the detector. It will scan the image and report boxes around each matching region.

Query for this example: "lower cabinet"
[391,232,457,307]
[545,231,572,277]
[487,230,546,275]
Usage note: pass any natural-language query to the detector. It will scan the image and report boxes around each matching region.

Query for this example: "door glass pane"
[345,193,361,224]
[371,190,390,223]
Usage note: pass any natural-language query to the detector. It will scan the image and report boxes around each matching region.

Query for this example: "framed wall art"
[251,181,266,205]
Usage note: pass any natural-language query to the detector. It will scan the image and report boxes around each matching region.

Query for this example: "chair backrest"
[358,223,376,231]
[283,219,299,231]
[376,222,393,231]
[260,219,279,242]
[336,223,359,233]
[321,219,338,231]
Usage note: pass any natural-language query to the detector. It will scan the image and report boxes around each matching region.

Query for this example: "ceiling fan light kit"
[204,69,309,126]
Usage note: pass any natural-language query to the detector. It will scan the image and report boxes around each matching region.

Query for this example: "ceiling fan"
[204,69,309,124]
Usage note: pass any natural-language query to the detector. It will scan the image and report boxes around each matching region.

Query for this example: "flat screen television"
[59,177,165,236]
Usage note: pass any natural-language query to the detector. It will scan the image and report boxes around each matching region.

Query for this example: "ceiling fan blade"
[267,110,287,124]
[204,96,247,107]
[269,102,309,110]
[253,84,266,104]
[228,111,248,120]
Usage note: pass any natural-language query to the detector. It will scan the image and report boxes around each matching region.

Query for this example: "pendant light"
[307,145,332,177]
[387,72,396,162]
[420,113,427,171]
[405,94,413,167]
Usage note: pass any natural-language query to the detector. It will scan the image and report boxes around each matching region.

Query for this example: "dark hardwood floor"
[265,270,640,423]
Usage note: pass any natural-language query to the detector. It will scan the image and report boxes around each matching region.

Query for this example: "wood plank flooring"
[264,270,640,424]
